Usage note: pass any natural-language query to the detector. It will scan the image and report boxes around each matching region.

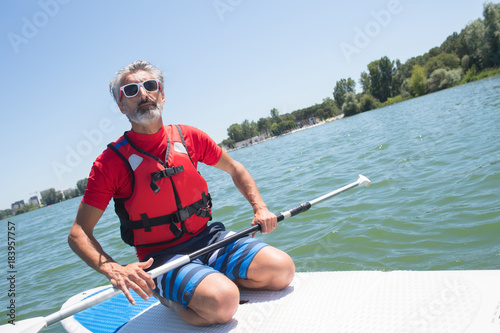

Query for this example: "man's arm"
[68,202,155,304]
[213,151,277,234]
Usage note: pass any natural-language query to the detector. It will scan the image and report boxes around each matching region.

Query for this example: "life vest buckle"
[196,206,211,218]
[150,165,185,193]
[173,207,191,223]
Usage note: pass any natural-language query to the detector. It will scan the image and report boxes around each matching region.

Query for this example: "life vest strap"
[140,213,152,232]
[150,165,185,193]
[120,192,212,231]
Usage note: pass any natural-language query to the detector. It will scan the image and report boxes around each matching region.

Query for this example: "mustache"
[138,98,156,107]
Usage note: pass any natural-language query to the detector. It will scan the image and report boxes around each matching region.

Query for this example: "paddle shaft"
[150,174,371,277]
[30,175,371,330]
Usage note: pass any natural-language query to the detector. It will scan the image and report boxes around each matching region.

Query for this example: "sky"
[0,0,490,210]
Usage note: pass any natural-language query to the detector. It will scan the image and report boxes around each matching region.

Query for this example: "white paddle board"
[61,271,500,332]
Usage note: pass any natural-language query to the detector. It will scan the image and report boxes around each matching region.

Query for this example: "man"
[68,60,295,326]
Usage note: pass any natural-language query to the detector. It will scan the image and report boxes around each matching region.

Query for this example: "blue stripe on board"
[73,287,157,333]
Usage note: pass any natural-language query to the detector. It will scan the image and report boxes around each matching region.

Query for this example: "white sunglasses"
[119,79,161,100]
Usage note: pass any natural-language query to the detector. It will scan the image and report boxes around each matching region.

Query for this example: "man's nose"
[138,86,148,97]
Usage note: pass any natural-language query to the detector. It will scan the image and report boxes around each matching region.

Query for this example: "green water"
[2,76,499,332]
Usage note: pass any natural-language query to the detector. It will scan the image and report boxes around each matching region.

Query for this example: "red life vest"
[108,125,211,248]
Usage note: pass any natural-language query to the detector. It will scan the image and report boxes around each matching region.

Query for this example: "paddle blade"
[0,318,47,333]
[357,174,371,187]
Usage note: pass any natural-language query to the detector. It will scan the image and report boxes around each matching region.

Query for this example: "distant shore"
[226,114,345,152]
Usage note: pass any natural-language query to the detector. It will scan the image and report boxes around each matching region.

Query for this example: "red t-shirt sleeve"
[82,147,131,211]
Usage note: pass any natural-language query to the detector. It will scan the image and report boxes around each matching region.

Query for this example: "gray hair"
[109,60,164,102]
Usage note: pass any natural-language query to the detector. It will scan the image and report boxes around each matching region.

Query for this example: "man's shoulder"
[172,124,201,135]
[95,134,127,163]
[167,124,210,145]
[107,132,128,147]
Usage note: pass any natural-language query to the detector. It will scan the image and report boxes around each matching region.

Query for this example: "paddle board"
[61,271,500,332]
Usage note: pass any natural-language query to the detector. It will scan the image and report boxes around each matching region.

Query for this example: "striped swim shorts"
[144,222,269,308]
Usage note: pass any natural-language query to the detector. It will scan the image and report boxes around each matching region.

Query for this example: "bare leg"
[156,273,240,326]
[235,246,295,290]
[154,247,294,326]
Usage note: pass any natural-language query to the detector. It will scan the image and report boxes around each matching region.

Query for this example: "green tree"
[427,68,463,92]
[379,56,394,102]
[0,209,13,219]
[428,46,442,58]
[257,117,272,136]
[221,138,235,149]
[76,178,88,195]
[270,123,279,136]
[440,31,468,59]
[40,188,62,206]
[342,92,359,117]
[227,123,244,143]
[270,108,281,123]
[367,56,394,102]
[321,97,340,118]
[392,59,405,96]
[241,119,258,140]
[409,64,426,97]
[271,120,298,136]
[463,19,487,69]
[333,78,356,108]
[359,71,370,94]
[359,94,380,112]
[14,202,39,215]
[483,2,500,67]
[425,53,461,74]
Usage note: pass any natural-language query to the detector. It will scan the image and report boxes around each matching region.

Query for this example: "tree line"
[337,2,500,117]
[221,2,500,147]
[222,98,342,148]
[0,178,88,219]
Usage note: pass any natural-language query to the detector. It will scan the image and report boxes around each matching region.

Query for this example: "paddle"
[3,174,370,333]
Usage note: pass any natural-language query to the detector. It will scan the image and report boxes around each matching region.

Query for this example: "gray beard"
[128,103,163,126]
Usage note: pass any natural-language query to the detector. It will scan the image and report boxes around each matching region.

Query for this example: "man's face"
[117,70,165,126]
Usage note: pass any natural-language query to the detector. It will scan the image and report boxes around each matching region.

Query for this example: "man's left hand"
[252,208,277,234]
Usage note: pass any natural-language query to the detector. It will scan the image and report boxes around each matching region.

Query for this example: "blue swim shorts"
[143,222,269,308]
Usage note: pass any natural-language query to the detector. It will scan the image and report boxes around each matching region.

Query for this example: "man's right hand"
[102,257,156,305]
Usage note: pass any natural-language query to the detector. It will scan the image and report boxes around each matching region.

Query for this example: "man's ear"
[117,100,126,114]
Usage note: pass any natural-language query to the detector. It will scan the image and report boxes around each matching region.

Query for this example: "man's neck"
[130,119,164,135]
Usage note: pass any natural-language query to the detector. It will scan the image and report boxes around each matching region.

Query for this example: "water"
[2,76,499,332]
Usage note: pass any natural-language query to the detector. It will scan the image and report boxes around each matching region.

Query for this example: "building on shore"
[29,195,40,205]
[11,200,25,212]
[234,134,268,149]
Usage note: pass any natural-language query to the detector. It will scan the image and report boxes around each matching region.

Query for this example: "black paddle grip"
[289,202,312,218]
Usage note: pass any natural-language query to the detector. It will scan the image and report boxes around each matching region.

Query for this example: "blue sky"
[0,0,489,210]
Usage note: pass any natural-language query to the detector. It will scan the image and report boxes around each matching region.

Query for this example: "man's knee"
[248,247,295,290]
[209,282,240,323]
[269,250,295,290]
[191,274,240,325]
